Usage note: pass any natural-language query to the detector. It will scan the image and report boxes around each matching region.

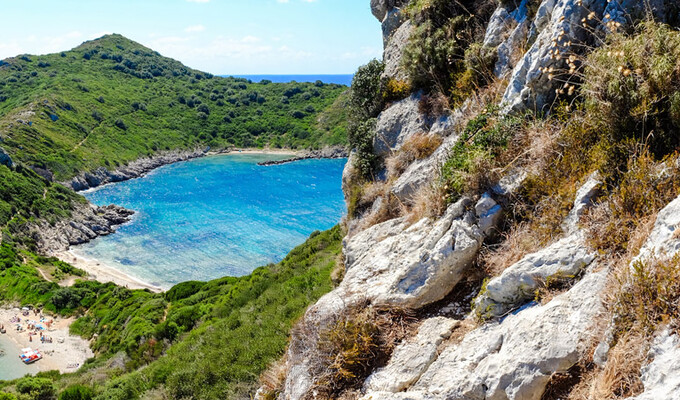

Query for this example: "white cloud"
[184,25,206,33]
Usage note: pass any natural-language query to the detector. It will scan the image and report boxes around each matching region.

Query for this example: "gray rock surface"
[628,328,680,400]
[0,147,14,168]
[475,193,502,236]
[373,93,430,157]
[27,203,134,254]
[502,0,608,112]
[474,232,595,318]
[343,197,483,307]
[635,194,680,261]
[279,198,491,400]
[362,269,607,400]
[382,20,413,82]
[364,317,459,393]
[562,171,601,234]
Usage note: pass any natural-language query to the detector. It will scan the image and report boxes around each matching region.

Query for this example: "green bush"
[347,60,385,179]
[16,377,56,400]
[583,22,680,159]
[58,385,94,400]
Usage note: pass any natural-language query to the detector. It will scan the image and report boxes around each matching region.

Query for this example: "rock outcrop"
[0,147,14,168]
[278,196,503,399]
[363,317,459,393]
[64,148,208,191]
[26,203,134,254]
[362,269,607,400]
[373,93,430,157]
[256,146,348,166]
[628,328,680,400]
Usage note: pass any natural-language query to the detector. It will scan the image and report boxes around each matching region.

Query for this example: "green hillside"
[0,34,348,181]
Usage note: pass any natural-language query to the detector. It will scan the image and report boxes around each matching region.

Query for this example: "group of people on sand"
[4,309,56,343]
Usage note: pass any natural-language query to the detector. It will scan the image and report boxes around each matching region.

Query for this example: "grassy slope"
[0,34,348,399]
[0,34,348,181]
[0,227,342,400]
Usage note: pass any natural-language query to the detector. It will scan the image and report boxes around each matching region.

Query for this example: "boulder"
[0,147,14,168]
[382,20,413,81]
[562,171,601,234]
[343,197,483,307]
[634,194,680,261]
[474,232,596,317]
[362,269,607,400]
[475,193,502,236]
[373,93,430,157]
[390,123,457,203]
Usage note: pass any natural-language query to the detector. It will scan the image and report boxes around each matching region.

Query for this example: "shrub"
[382,78,411,103]
[114,119,128,130]
[58,385,94,400]
[348,119,377,180]
[349,59,384,121]
[386,133,443,179]
[312,303,416,397]
[586,150,680,253]
[583,22,680,159]
[441,107,522,200]
[16,377,56,400]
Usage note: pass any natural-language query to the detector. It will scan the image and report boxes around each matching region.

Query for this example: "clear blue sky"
[0,0,383,74]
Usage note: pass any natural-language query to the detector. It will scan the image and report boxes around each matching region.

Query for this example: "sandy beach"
[54,250,163,293]
[0,308,93,374]
[213,147,300,156]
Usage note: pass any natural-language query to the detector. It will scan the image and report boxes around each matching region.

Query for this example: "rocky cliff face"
[262,1,680,399]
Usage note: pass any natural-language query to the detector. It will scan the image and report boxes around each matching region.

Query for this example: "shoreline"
[54,250,164,293]
[0,308,93,375]
[46,146,346,293]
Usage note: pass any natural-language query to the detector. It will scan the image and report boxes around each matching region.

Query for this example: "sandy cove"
[0,308,93,374]
[215,148,300,156]
[55,250,163,293]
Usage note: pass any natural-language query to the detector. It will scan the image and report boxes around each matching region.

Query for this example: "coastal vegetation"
[0,33,349,399]
[0,34,348,182]
[0,226,343,399]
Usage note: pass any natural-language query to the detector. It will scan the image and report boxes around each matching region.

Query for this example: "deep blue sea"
[73,154,347,289]
[224,74,353,86]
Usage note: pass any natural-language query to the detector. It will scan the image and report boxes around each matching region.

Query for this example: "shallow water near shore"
[0,334,38,380]
[74,154,347,289]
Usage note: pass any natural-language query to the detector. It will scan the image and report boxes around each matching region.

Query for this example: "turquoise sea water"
[0,334,38,380]
[224,74,353,86]
[74,154,347,289]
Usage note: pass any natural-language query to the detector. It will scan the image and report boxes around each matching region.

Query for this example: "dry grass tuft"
[386,133,443,180]
[481,222,544,276]
[407,182,447,224]
[588,331,647,399]
[584,150,680,254]
[309,302,418,399]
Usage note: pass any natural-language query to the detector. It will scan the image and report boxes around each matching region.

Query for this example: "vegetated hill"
[0,34,348,181]
[0,226,342,400]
